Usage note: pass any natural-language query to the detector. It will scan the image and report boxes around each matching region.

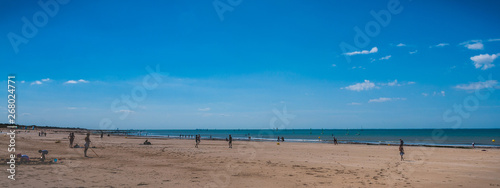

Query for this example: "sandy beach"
[1,130,499,188]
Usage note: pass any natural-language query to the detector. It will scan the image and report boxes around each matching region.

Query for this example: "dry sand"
[1,130,499,187]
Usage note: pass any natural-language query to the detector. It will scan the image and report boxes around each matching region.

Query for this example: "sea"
[133,129,500,148]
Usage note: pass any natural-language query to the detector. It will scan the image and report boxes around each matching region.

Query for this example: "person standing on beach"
[399,145,404,161]
[69,132,75,148]
[229,135,233,148]
[333,136,338,145]
[400,139,404,146]
[84,133,91,157]
[195,135,199,148]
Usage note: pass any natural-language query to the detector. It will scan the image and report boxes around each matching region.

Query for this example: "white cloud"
[21,81,25,83]
[396,43,406,47]
[78,79,89,83]
[30,78,51,85]
[198,107,211,111]
[454,80,498,90]
[460,40,484,50]
[488,38,500,42]
[380,80,415,87]
[368,97,406,103]
[470,53,499,70]
[331,64,337,67]
[342,80,377,91]
[433,91,445,96]
[31,81,42,85]
[379,55,391,60]
[422,93,429,97]
[387,80,398,86]
[65,79,90,84]
[351,66,365,69]
[116,109,135,113]
[344,47,378,56]
[409,50,418,54]
[431,43,449,48]
[348,102,362,105]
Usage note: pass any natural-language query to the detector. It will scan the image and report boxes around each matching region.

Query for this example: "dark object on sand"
[482,150,487,151]
[144,140,152,145]
[74,144,80,148]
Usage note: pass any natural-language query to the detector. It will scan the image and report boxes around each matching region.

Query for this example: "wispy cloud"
[396,43,406,47]
[331,64,337,67]
[31,81,43,85]
[351,66,365,69]
[342,80,377,91]
[67,107,87,110]
[64,79,90,84]
[430,43,449,48]
[409,50,418,54]
[460,40,484,50]
[347,102,362,105]
[422,93,429,97]
[198,107,211,111]
[433,91,445,96]
[488,38,500,42]
[454,80,498,90]
[31,78,51,85]
[470,53,499,70]
[380,79,415,87]
[368,97,406,103]
[379,55,391,60]
[344,47,378,56]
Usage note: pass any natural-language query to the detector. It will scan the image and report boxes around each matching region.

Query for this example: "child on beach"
[84,133,91,157]
[39,150,48,162]
[16,153,30,163]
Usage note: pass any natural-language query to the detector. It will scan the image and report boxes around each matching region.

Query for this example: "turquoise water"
[139,129,500,147]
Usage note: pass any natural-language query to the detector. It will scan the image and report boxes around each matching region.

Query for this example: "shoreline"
[1,129,500,187]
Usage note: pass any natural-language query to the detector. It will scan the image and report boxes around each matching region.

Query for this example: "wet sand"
[1,130,499,187]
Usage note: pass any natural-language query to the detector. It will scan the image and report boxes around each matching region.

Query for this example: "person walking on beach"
[229,135,233,148]
[281,137,284,142]
[333,136,338,145]
[400,139,404,146]
[399,145,405,161]
[84,133,91,157]
[69,132,75,148]
[195,135,199,148]
[277,136,280,142]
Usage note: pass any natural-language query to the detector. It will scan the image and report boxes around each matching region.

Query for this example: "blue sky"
[1,0,500,129]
